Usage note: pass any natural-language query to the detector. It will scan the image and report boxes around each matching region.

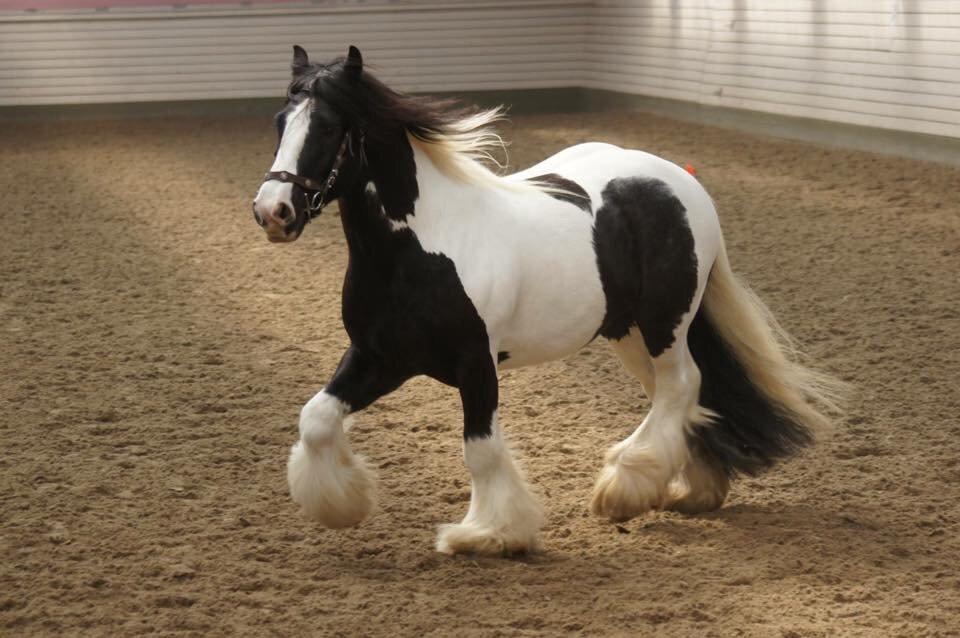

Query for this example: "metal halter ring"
[308,168,339,215]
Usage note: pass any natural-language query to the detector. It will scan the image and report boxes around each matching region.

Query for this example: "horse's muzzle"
[252,199,303,242]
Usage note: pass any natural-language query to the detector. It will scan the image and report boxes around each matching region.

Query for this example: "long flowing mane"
[406,106,521,190]
[311,60,551,194]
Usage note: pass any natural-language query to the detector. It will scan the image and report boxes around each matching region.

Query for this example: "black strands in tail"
[686,308,815,477]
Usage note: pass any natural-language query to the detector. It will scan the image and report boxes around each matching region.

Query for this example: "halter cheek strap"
[261,132,353,221]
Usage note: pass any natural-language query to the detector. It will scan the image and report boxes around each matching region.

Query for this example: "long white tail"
[687,245,846,475]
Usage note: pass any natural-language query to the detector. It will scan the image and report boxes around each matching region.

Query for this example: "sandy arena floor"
[1,108,959,637]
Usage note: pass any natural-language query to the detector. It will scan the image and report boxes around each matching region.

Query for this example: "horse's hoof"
[662,492,724,514]
[662,480,728,515]
[662,456,730,514]
[590,457,663,522]
[287,440,376,528]
[436,522,539,557]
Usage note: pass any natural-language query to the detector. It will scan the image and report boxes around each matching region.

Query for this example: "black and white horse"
[251,46,840,556]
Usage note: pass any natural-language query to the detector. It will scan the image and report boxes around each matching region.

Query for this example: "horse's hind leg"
[590,176,731,520]
[594,325,729,519]
[598,328,655,464]
[610,331,729,514]
[592,327,703,520]
[609,327,656,400]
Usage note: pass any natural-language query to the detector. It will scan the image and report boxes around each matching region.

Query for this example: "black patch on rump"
[528,173,592,214]
[592,177,698,357]
[686,309,813,476]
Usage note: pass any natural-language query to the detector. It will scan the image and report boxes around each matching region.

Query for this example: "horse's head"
[252,45,366,243]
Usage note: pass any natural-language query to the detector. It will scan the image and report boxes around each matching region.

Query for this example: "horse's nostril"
[276,205,292,222]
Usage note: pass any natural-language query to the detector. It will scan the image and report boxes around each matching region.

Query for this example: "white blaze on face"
[254,97,312,215]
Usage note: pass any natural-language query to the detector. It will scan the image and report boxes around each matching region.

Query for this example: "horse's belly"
[493,253,606,370]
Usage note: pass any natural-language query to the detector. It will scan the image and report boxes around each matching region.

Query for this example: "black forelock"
[287,56,342,97]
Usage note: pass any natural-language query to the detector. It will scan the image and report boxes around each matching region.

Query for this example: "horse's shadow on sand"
[293,499,922,627]
[333,499,906,585]
[526,500,906,581]
[438,500,909,582]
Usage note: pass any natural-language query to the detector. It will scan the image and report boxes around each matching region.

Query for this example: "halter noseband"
[261,132,353,222]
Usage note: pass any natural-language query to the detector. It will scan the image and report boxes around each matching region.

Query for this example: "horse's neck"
[338,141,493,258]
[407,142,501,223]
[336,182,393,262]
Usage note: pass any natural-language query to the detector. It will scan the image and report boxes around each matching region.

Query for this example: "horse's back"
[509,142,621,180]
[516,143,713,209]
[516,143,721,264]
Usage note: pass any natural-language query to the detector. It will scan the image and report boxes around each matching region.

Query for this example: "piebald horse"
[251,46,840,556]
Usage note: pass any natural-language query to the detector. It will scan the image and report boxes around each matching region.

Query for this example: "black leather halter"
[261,132,352,221]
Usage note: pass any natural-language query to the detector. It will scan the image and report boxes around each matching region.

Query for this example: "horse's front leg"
[436,352,543,556]
[287,346,405,528]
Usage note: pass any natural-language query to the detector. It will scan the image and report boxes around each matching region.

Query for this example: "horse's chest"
[341,246,490,378]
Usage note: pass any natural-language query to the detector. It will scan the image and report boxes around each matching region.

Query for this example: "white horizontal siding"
[1,0,958,140]
[0,1,590,105]
[588,0,960,139]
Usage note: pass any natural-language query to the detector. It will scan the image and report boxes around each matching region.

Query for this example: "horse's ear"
[344,45,363,80]
[292,45,309,75]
